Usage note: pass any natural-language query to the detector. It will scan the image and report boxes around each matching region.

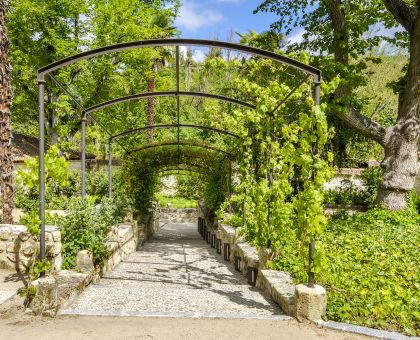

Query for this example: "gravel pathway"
[61,223,287,319]
[0,270,25,305]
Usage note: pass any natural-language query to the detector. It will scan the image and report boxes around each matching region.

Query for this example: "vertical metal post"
[308,74,321,288]
[81,111,87,203]
[38,76,46,265]
[108,140,113,199]
[176,45,180,163]
[227,158,232,196]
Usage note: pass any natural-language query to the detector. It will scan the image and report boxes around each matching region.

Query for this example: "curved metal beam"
[38,38,321,77]
[85,91,255,114]
[110,124,241,141]
[126,140,232,157]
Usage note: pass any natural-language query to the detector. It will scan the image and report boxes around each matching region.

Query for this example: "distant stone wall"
[0,224,61,272]
[160,208,197,224]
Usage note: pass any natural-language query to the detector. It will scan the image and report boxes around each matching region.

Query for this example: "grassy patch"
[157,195,197,209]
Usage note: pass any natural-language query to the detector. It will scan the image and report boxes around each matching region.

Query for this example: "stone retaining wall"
[29,220,142,316]
[160,207,198,224]
[0,224,62,272]
[197,203,327,322]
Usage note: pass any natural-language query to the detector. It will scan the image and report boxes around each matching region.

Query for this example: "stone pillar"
[295,284,327,322]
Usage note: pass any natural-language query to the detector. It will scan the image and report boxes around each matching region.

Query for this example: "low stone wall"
[28,220,142,316]
[160,207,198,224]
[0,208,67,225]
[0,224,62,272]
[101,221,142,274]
[197,203,327,322]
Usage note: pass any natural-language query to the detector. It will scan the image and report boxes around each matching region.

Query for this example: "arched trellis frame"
[37,39,321,284]
[114,142,233,203]
[107,124,239,199]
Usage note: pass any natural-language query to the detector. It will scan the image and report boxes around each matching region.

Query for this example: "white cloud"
[176,1,225,32]
[288,28,305,45]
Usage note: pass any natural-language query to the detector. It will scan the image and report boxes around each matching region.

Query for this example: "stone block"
[236,242,259,269]
[51,231,61,242]
[295,284,327,322]
[0,230,10,241]
[18,232,31,242]
[30,276,58,316]
[22,243,36,256]
[257,270,295,315]
[107,241,119,253]
[6,242,17,253]
[76,250,94,272]
[220,224,236,243]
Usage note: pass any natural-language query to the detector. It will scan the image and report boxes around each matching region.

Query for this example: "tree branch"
[332,97,387,146]
[382,0,417,33]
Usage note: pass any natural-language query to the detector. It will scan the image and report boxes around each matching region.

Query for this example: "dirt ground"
[0,295,372,340]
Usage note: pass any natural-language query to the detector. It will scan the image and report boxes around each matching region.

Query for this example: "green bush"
[360,166,382,203]
[157,195,197,208]
[324,179,371,206]
[60,197,124,269]
[224,214,243,228]
[176,174,204,200]
[86,169,109,203]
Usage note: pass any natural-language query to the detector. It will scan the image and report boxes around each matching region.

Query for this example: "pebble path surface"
[61,222,288,319]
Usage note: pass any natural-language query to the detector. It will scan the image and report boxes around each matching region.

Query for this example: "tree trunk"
[0,1,14,223]
[326,0,420,210]
[377,5,420,209]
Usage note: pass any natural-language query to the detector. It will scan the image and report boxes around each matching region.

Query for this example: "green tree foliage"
[7,0,179,148]
[256,0,420,210]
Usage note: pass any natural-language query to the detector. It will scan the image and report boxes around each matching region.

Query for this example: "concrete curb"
[59,308,292,320]
[318,320,417,340]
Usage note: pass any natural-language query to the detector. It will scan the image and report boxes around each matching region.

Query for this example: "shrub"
[60,197,124,269]
[176,174,204,200]
[324,179,371,206]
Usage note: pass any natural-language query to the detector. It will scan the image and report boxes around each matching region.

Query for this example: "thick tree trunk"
[377,5,420,209]
[327,0,420,210]
[378,134,419,209]
[0,1,14,223]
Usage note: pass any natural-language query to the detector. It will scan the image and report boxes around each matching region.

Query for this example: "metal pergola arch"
[109,123,241,141]
[37,39,321,285]
[126,140,233,156]
[85,91,256,115]
[107,125,238,198]
[113,142,233,200]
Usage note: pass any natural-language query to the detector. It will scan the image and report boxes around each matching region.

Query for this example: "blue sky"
[175,0,284,41]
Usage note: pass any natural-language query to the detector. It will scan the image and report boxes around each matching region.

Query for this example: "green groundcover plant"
[268,206,419,335]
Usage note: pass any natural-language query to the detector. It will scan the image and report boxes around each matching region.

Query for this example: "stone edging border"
[197,203,327,323]
[318,320,415,340]
[197,204,415,340]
